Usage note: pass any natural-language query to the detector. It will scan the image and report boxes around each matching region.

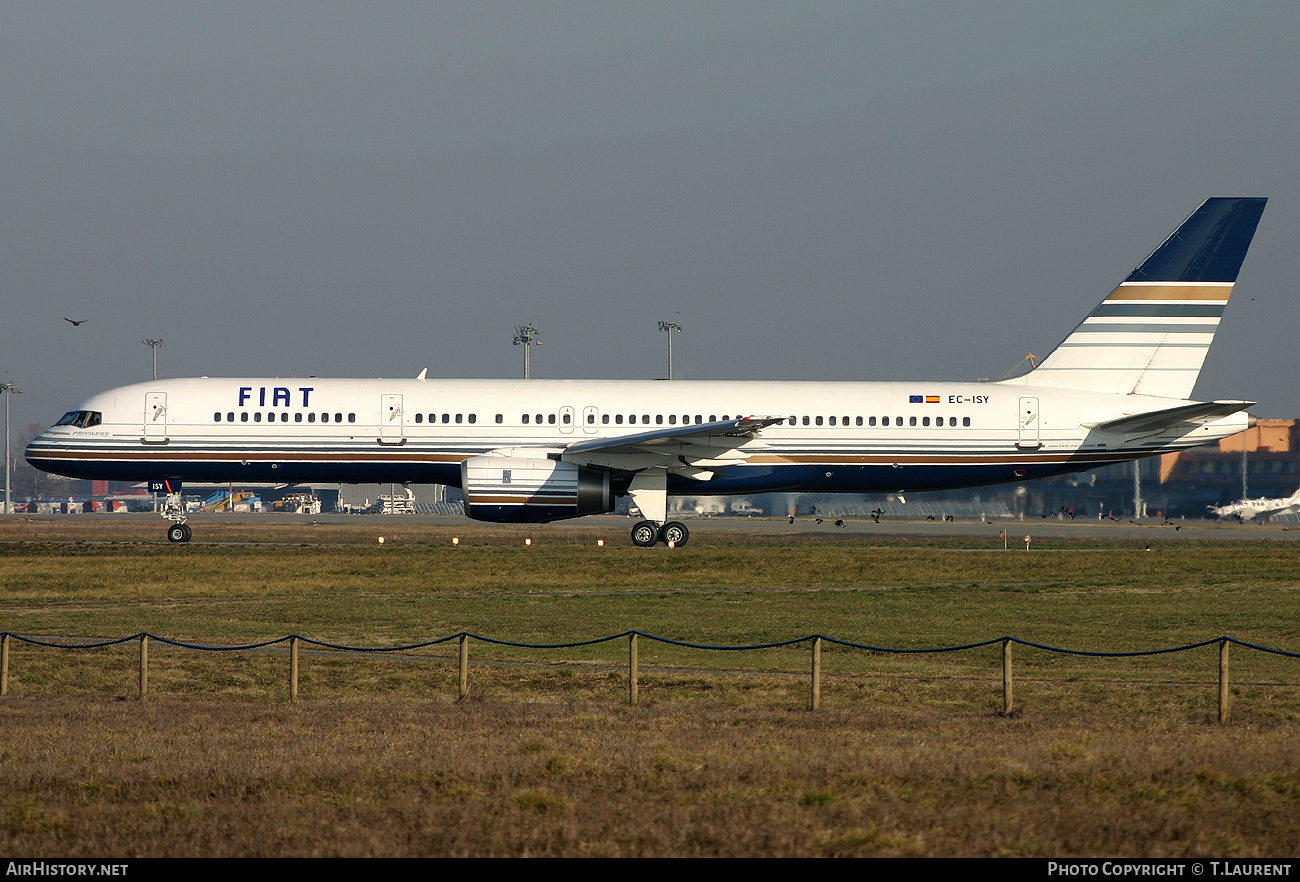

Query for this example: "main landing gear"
[630,520,690,548]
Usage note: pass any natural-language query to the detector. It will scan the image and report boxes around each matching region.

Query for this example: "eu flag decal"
[908,395,923,403]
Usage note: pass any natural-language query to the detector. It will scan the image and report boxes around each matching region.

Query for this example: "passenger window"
[227,413,235,422]
[281,413,289,422]
[254,413,262,422]
[213,413,221,422]
[602,414,609,424]
[495,414,503,424]
[615,414,623,424]
[669,415,676,425]
[468,414,476,424]
[828,416,836,426]
[335,413,343,422]
[321,413,329,422]
[963,417,971,427]
[349,414,355,422]
[295,413,303,423]
[869,417,876,426]
[242,413,249,422]
[922,417,930,426]
[415,414,423,423]
[455,414,462,424]
[656,415,663,425]
[523,414,530,424]
[815,416,823,426]
[308,413,315,423]
[802,416,810,426]
[563,413,571,424]
[909,416,917,426]
[856,417,863,426]
[548,414,556,425]
[442,414,450,424]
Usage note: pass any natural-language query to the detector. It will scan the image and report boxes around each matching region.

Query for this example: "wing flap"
[561,416,782,474]
[562,416,782,458]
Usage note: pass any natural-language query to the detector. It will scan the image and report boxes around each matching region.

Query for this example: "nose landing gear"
[160,490,192,543]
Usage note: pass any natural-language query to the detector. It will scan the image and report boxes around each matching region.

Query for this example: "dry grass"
[3,516,1300,856]
[1,691,1297,857]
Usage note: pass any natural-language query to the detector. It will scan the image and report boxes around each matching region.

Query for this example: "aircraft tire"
[660,521,689,547]
[630,520,660,547]
[167,524,189,543]
[180,523,192,542]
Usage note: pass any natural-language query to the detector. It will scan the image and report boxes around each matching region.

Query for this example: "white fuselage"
[26,376,1251,501]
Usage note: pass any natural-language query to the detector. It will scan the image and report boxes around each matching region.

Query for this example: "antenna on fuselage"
[997,351,1040,381]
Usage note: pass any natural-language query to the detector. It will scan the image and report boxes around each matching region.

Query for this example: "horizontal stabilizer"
[1086,400,1254,436]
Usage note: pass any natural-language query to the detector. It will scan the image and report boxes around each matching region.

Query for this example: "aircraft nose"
[24,430,55,466]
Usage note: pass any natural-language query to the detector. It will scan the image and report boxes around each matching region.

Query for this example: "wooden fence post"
[1002,638,1014,715]
[458,634,469,700]
[810,637,821,711]
[629,633,639,706]
[1,633,9,697]
[290,637,299,702]
[138,635,148,700]
[1219,638,1230,723]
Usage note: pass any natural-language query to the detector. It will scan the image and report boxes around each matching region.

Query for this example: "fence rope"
[2,630,1297,720]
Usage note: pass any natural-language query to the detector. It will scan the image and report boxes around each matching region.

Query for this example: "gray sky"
[4,2,1299,437]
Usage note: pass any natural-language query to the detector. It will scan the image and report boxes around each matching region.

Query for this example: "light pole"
[658,320,682,379]
[1,382,22,515]
[513,324,540,379]
[143,338,164,380]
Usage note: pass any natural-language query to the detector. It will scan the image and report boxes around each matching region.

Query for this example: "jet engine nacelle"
[460,455,614,523]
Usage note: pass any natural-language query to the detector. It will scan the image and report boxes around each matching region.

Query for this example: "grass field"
[2,516,1299,857]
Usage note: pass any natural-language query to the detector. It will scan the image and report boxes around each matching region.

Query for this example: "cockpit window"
[54,410,102,428]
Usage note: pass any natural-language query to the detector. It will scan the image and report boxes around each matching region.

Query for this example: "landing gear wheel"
[167,523,190,543]
[660,521,689,547]
[631,520,660,547]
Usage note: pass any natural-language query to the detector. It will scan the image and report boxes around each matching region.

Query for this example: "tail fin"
[1011,197,1267,399]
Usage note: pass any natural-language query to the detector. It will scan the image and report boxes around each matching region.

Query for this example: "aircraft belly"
[666,458,1111,495]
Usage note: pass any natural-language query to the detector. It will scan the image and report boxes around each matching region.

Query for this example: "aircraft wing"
[560,416,784,479]
[1086,400,1254,436]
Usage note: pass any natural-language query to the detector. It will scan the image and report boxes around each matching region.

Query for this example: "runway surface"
[8,511,1298,543]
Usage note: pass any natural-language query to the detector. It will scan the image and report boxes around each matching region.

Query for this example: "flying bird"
[64,318,88,326]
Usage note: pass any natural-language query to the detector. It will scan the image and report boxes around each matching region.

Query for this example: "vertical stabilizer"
[1013,198,1266,399]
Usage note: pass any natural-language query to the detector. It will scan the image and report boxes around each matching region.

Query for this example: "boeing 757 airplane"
[27,198,1268,546]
